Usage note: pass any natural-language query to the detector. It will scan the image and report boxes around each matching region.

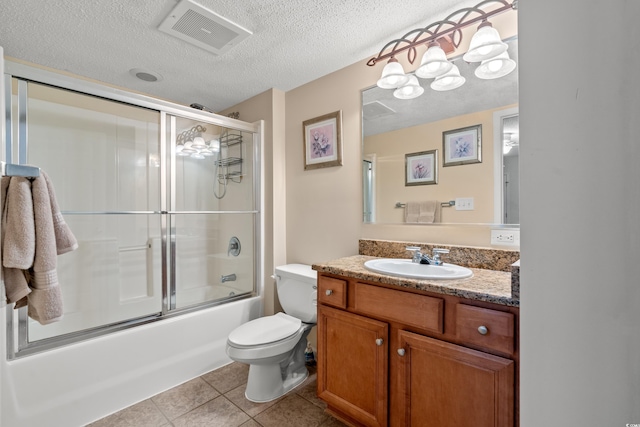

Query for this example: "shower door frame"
[3,61,263,359]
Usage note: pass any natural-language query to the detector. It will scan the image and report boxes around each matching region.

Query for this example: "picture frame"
[442,124,482,167]
[405,149,438,186]
[302,110,343,170]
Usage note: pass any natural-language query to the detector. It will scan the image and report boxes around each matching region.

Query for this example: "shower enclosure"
[3,64,261,358]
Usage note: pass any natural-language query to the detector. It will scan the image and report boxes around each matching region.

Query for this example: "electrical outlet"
[455,197,474,211]
[491,229,520,245]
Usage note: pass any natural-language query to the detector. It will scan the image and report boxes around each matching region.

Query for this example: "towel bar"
[395,200,456,208]
[1,161,41,178]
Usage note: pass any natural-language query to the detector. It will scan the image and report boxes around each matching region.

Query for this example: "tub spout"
[221,273,237,283]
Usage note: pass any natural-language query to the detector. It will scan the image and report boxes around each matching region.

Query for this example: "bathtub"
[0,295,262,426]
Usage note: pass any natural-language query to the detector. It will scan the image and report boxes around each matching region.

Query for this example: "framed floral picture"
[405,149,438,186]
[302,110,343,170]
[442,124,482,166]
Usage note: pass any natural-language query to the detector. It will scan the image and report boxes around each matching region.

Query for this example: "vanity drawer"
[353,283,443,334]
[318,275,347,309]
[455,304,515,355]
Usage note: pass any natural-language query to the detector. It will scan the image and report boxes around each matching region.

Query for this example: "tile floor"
[88,362,348,427]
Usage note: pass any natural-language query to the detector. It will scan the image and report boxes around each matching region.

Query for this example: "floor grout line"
[89,363,345,427]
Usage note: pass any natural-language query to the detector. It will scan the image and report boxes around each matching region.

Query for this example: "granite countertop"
[312,255,518,307]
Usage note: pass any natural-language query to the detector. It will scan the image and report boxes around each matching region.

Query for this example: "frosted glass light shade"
[416,42,453,78]
[463,22,508,62]
[430,65,465,91]
[377,58,410,89]
[475,51,516,79]
[393,75,424,99]
[192,136,207,149]
[176,147,190,156]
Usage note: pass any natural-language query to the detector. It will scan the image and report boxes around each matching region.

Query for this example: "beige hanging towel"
[1,170,78,325]
[405,200,440,223]
[1,176,35,304]
[404,201,421,223]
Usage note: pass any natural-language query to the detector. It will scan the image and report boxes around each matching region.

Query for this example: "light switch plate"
[455,197,474,211]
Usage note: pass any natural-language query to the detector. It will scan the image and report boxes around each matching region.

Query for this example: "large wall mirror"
[362,24,519,227]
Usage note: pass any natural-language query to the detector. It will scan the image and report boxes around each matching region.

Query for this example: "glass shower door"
[169,116,256,309]
[17,80,163,341]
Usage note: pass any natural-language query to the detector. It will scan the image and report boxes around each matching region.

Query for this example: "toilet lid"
[228,313,302,346]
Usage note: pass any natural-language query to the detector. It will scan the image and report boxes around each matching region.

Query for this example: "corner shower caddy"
[217,129,243,184]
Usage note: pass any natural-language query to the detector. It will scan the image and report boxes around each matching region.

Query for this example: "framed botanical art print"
[302,110,343,170]
[443,124,482,166]
[405,149,438,186]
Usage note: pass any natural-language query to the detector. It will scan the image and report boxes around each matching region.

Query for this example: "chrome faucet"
[406,246,450,266]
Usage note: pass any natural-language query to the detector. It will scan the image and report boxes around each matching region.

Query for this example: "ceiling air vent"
[363,101,396,121]
[158,0,252,55]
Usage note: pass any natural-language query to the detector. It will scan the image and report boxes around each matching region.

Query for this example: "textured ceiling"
[0,0,487,112]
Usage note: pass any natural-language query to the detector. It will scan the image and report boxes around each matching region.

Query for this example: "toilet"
[226,263,317,403]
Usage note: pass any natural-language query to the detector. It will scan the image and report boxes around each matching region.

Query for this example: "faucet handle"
[406,246,422,263]
[431,248,449,266]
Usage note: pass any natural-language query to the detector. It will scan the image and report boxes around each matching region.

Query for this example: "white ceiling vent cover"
[363,101,396,121]
[158,0,252,55]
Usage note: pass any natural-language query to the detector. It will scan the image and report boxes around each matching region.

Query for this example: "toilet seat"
[228,313,302,347]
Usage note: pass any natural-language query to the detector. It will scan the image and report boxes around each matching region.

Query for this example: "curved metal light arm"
[366,0,517,67]
[176,124,207,145]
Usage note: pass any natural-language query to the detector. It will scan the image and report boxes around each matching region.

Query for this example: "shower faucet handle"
[228,236,241,256]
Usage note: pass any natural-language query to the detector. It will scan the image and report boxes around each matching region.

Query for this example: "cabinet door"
[318,305,388,427]
[396,330,514,427]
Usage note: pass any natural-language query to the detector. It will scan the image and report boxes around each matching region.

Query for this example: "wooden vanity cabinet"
[317,273,518,427]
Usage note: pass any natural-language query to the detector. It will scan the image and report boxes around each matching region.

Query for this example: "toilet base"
[243,324,313,403]
[245,363,308,403]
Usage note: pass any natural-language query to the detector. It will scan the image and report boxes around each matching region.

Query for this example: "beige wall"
[283,56,514,259]
[283,60,382,264]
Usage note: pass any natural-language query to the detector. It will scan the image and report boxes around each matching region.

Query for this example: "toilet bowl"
[226,264,317,403]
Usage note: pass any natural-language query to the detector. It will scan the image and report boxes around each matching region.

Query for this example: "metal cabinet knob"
[376,338,384,346]
[325,289,333,296]
[397,348,406,356]
[478,325,489,335]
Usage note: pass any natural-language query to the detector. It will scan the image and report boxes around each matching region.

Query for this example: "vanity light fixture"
[474,51,516,79]
[393,75,424,99]
[376,57,410,89]
[368,0,517,97]
[431,64,466,91]
[503,132,519,153]
[415,42,453,79]
[176,124,213,159]
[462,21,508,62]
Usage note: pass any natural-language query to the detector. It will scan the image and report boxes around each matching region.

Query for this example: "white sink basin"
[364,258,473,280]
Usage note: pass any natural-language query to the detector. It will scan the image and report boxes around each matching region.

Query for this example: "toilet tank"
[275,264,318,323]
